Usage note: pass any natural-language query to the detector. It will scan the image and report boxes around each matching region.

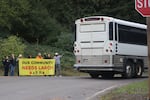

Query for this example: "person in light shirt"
[54,52,62,77]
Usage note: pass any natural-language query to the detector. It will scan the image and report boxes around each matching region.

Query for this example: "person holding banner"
[9,54,16,76]
[16,54,23,76]
[36,53,43,59]
[46,53,52,59]
[54,52,62,77]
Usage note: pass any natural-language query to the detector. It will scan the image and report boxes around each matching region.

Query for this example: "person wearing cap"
[54,52,63,77]
[36,53,43,59]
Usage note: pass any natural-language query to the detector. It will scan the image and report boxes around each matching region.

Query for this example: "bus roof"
[75,16,147,29]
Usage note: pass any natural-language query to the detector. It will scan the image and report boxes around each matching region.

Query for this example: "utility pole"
[135,0,150,99]
[147,17,150,100]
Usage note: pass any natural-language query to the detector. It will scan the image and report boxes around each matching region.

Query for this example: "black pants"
[4,66,9,76]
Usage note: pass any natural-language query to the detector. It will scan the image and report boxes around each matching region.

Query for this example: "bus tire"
[135,62,143,78]
[122,61,134,78]
[89,73,99,78]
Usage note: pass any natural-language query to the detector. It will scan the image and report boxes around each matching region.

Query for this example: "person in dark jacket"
[9,54,16,76]
[2,56,10,76]
[46,53,52,59]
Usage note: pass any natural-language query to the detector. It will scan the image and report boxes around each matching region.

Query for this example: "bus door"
[79,24,92,57]
[91,23,107,56]
[78,23,107,64]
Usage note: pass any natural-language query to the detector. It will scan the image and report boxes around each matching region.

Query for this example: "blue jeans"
[55,64,61,76]
[10,64,15,76]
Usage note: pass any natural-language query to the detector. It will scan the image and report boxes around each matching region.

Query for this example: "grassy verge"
[100,80,148,100]
[62,69,88,76]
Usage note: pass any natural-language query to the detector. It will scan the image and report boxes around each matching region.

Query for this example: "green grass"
[62,69,88,76]
[100,80,148,100]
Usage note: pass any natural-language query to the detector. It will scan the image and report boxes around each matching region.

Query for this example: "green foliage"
[55,32,74,51]
[24,44,75,70]
[0,35,26,58]
[0,0,146,47]
[24,44,62,57]
[0,0,31,35]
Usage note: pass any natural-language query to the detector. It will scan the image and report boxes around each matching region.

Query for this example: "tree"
[0,0,31,37]
[55,32,74,51]
[0,0,146,46]
[0,36,26,59]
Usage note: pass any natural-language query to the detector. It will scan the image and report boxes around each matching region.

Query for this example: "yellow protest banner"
[19,59,55,76]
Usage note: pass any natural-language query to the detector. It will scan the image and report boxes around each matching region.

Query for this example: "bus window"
[118,24,147,45]
[115,23,117,41]
[80,23,105,33]
[74,24,77,41]
[109,22,113,40]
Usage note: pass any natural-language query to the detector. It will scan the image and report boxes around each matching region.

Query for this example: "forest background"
[0,0,146,74]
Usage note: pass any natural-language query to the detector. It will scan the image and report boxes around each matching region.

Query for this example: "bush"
[24,44,75,70]
[54,32,74,52]
[0,35,26,60]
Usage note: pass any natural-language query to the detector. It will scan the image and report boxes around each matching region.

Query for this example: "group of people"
[36,53,53,59]
[2,54,20,76]
[2,52,62,77]
[35,52,63,77]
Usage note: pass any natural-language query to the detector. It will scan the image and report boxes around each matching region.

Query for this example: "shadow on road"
[77,75,148,81]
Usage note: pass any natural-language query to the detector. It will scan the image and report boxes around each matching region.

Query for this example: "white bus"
[74,16,147,78]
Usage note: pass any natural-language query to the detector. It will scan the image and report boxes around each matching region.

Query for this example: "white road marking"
[86,85,118,100]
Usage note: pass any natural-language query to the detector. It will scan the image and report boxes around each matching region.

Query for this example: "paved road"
[0,76,147,100]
